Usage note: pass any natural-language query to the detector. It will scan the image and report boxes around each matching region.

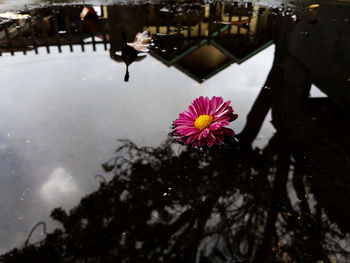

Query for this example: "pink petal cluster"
[173,96,238,147]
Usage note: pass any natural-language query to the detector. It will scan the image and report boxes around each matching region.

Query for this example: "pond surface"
[0,1,349,262]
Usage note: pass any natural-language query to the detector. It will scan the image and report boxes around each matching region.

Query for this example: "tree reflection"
[2,122,350,262]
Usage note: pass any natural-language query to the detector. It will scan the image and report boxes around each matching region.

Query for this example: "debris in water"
[160,7,169,12]
[214,18,251,26]
[127,30,151,53]
[299,32,310,37]
[291,14,298,22]
[80,6,92,19]
[0,12,30,20]
[308,4,320,9]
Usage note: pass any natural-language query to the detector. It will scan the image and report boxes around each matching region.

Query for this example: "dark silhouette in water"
[80,6,100,33]
[1,110,349,262]
[120,31,151,82]
[121,32,138,82]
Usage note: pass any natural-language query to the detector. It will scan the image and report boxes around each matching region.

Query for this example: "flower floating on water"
[173,96,238,147]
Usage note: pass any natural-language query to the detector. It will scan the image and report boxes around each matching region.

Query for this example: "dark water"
[0,1,349,262]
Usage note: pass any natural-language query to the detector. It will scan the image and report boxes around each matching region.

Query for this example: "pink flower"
[173,96,238,147]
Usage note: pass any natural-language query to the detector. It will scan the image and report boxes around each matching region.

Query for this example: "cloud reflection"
[39,167,79,206]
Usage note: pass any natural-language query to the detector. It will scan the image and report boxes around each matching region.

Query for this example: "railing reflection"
[0,3,276,82]
[0,6,109,55]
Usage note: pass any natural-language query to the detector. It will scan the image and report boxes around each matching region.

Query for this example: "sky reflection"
[0,42,275,252]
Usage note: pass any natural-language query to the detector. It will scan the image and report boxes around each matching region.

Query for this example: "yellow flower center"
[194,115,213,130]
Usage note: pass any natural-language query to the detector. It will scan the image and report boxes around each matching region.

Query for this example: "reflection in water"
[0,1,350,262]
[80,6,100,33]
[121,34,138,82]
[119,30,151,82]
[0,3,275,82]
[147,3,274,82]
[2,106,350,262]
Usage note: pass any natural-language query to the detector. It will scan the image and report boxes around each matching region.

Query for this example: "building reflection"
[0,3,275,82]
[147,3,275,82]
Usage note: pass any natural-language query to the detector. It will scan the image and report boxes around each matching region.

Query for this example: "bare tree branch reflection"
[24,222,47,247]
[1,119,350,262]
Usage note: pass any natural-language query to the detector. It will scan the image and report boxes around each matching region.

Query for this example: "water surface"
[0,1,350,262]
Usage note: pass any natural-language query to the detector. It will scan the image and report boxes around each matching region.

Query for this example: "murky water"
[0,1,349,262]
